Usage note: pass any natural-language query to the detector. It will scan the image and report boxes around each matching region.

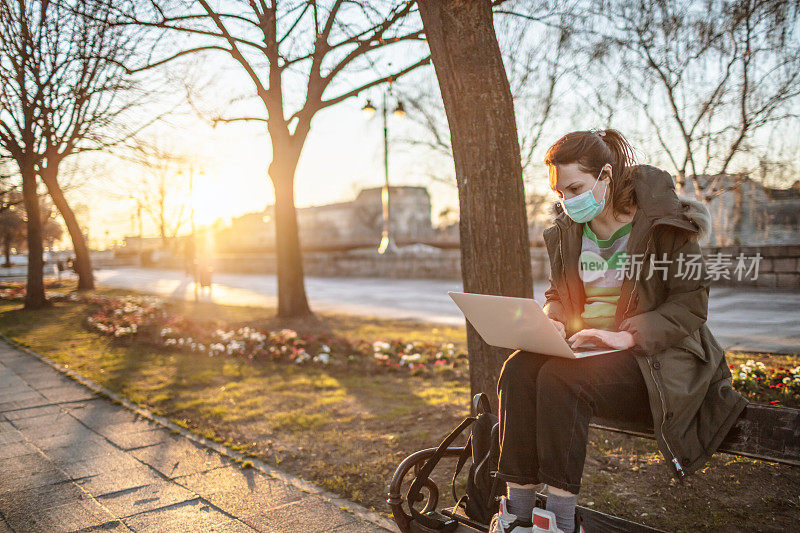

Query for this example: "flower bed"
[73,292,468,374]
[0,280,66,301]
[731,359,800,406]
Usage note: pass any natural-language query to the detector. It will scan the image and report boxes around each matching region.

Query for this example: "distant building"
[120,236,164,251]
[215,185,435,251]
[681,174,800,245]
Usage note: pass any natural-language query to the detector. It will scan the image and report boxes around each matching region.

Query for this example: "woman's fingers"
[568,331,587,347]
[568,329,603,348]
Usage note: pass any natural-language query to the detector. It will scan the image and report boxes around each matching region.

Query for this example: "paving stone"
[131,439,233,479]
[9,364,64,381]
[0,441,38,460]
[0,389,39,402]
[0,427,26,445]
[39,385,97,403]
[20,372,74,388]
[0,415,19,435]
[0,381,28,393]
[97,479,199,518]
[30,375,75,389]
[0,391,51,412]
[0,385,34,400]
[0,478,85,517]
[2,403,64,420]
[105,427,174,450]
[331,521,391,532]
[0,452,70,493]
[56,450,145,479]
[121,500,255,532]
[3,498,117,533]
[93,420,163,440]
[176,466,303,520]
[29,428,108,451]
[12,413,87,440]
[74,519,134,532]
[74,465,163,497]
[67,400,142,428]
[246,495,360,532]
[43,439,120,464]
[11,410,73,427]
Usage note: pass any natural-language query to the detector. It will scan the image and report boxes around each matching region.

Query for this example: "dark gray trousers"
[496,348,652,494]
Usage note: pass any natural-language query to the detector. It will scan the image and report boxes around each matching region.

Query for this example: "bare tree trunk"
[418,0,533,411]
[21,162,49,309]
[270,156,311,318]
[41,168,94,290]
[3,234,10,268]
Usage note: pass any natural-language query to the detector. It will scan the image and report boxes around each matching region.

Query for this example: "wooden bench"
[387,403,800,532]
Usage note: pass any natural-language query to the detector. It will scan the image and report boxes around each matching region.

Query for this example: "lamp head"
[361,99,376,120]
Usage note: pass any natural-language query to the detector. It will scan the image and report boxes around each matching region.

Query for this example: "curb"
[0,332,399,533]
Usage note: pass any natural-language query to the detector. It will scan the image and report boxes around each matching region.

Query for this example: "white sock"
[545,491,577,532]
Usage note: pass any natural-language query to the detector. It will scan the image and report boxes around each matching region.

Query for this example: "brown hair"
[543,128,638,218]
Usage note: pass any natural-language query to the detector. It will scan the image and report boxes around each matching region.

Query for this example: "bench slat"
[592,403,800,467]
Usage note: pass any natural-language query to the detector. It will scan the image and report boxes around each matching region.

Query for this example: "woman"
[489,129,748,533]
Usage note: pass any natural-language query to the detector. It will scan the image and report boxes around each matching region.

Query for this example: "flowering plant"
[370,339,465,374]
[85,295,165,338]
[68,293,468,373]
[731,359,800,406]
[0,280,66,301]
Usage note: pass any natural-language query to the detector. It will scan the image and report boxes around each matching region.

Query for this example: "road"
[93,267,800,355]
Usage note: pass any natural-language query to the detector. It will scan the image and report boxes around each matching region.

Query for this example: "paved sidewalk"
[0,341,393,532]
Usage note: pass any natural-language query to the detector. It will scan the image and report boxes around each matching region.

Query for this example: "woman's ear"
[603,163,613,180]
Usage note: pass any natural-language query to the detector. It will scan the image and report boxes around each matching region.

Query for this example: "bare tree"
[125,141,190,247]
[0,166,24,267]
[418,0,533,409]
[586,0,800,202]
[400,3,575,184]
[108,0,429,317]
[0,0,154,305]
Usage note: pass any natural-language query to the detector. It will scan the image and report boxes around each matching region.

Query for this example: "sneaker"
[531,508,586,533]
[488,496,533,533]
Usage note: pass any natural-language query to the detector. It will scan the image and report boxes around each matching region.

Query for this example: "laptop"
[448,291,623,358]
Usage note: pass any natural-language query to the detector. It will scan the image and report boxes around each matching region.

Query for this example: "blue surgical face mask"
[561,168,608,223]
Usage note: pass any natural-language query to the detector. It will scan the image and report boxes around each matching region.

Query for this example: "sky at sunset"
[57,4,799,251]
[72,55,466,249]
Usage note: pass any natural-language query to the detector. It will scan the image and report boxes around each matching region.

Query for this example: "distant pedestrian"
[183,239,195,277]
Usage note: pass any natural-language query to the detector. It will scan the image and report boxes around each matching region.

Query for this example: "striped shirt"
[579,221,633,331]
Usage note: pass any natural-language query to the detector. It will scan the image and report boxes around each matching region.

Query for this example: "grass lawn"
[1,285,798,532]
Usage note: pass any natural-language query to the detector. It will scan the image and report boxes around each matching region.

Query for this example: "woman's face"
[551,162,611,203]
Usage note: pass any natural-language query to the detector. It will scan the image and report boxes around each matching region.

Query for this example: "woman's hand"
[548,318,566,339]
[568,328,636,350]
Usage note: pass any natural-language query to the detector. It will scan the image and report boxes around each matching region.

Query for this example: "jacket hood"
[552,164,710,240]
[676,194,711,241]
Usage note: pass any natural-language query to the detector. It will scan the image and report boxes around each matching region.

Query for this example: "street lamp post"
[128,196,144,265]
[362,91,405,254]
[178,165,204,301]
